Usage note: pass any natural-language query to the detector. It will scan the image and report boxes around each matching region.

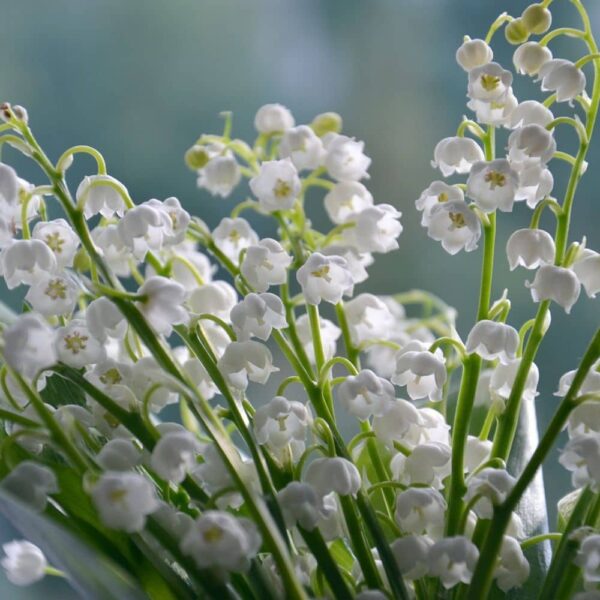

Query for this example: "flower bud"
[505,19,530,45]
[1,541,46,586]
[513,42,552,76]
[184,145,210,170]
[522,4,552,34]
[456,39,493,71]
[310,111,342,137]
[254,103,294,134]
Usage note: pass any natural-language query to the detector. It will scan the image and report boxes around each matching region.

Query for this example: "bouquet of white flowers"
[0,1,599,598]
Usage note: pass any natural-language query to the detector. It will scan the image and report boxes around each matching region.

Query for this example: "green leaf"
[41,371,87,407]
[0,489,147,600]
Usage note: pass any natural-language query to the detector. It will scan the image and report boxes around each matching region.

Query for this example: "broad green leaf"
[0,489,147,600]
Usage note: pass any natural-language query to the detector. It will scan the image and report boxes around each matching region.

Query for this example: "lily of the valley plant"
[0,1,599,598]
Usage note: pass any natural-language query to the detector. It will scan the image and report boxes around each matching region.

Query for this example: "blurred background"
[1,0,599,596]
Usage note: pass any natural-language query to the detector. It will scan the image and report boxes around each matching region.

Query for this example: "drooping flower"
[390,535,432,580]
[240,238,292,293]
[323,134,371,181]
[426,200,482,255]
[304,457,361,498]
[466,159,519,213]
[197,154,241,198]
[296,252,354,305]
[55,320,106,368]
[212,217,259,264]
[0,239,57,289]
[279,125,325,171]
[467,62,513,103]
[336,369,395,420]
[513,42,552,76]
[188,280,237,322]
[465,320,519,364]
[538,59,586,103]
[230,293,286,341]
[343,293,395,345]
[150,428,202,484]
[572,248,600,298]
[217,340,278,389]
[277,482,324,530]
[507,124,556,165]
[526,264,581,313]
[90,472,159,532]
[416,181,465,226]
[490,359,539,405]
[574,534,600,586]
[249,158,301,213]
[506,228,555,270]
[1,462,58,512]
[76,174,127,219]
[31,218,79,269]
[25,273,77,317]
[324,181,373,224]
[86,296,128,341]
[1,541,47,586]
[509,100,554,128]
[391,442,451,489]
[456,38,493,71]
[395,487,446,535]
[465,467,516,518]
[180,511,261,572]
[559,433,600,490]
[427,536,479,589]
[254,103,295,134]
[432,137,484,176]
[117,203,173,260]
[341,204,403,254]
[136,276,189,336]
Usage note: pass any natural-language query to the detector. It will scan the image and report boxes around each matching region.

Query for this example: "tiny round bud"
[72,248,91,272]
[184,145,210,170]
[311,112,342,137]
[522,4,552,35]
[505,19,530,45]
[12,105,28,123]
[0,102,13,122]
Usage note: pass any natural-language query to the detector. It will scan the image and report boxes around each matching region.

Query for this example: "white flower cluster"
[0,1,599,597]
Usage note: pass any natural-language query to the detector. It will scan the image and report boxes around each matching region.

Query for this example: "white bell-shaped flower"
[538,59,586,103]
[296,252,354,305]
[506,228,555,270]
[188,280,237,321]
[86,297,127,341]
[456,38,493,71]
[321,245,373,284]
[3,313,57,378]
[76,174,127,219]
[508,124,556,165]
[254,103,294,134]
[55,320,106,368]
[295,314,341,364]
[395,487,446,536]
[97,439,141,471]
[146,197,190,246]
[393,341,447,403]
[428,536,479,588]
[343,293,395,344]
[25,273,77,317]
[574,534,600,586]
[509,100,554,128]
[91,471,159,532]
[130,356,178,412]
[304,457,361,498]
[337,369,395,420]
[490,359,539,405]
[324,181,373,224]
[31,218,79,269]
[391,442,451,489]
[137,276,189,336]
[217,340,278,389]
[0,239,57,289]
[416,181,464,226]
[390,535,432,580]
[249,158,301,213]
[467,89,518,127]
[253,396,311,461]
[150,428,201,484]
[1,462,58,512]
[572,248,600,298]
[515,162,554,208]
[495,536,530,592]
[568,401,600,438]
[0,163,19,206]
[277,482,324,530]
[240,238,291,293]
[419,408,451,447]
[465,320,519,364]
[432,137,484,176]
[212,217,259,264]
[91,224,132,277]
[468,62,513,102]
[341,204,403,254]
[559,432,600,490]
[526,264,581,313]
[426,200,482,255]
[180,511,261,572]
[372,399,423,449]
[230,292,286,341]
[0,541,47,586]
[465,467,516,518]
[323,134,371,181]
[197,154,241,198]
[467,159,519,213]
[465,435,492,473]
[279,125,325,171]
[117,203,173,260]
[513,42,552,76]
[555,367,600,398]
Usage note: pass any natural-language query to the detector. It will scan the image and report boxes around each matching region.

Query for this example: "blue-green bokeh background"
[1,1,599,596]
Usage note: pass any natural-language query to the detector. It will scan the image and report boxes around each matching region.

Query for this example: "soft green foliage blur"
[1,1,599,596]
